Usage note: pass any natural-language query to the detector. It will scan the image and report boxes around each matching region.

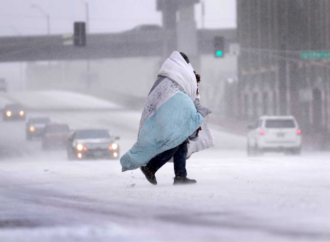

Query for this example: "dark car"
[3,103,26,121]
[67,129,120,160]
[42,123,70,150]
[26,117,51,140]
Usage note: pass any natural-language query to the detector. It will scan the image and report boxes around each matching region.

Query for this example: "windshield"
[75,130,110,139]
[265,120,296,129]
[46,125,70,133]
[6,105,23,111]
[30,118,50,124]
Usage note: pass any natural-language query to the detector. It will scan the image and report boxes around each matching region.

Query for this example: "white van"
[247,116,302,155]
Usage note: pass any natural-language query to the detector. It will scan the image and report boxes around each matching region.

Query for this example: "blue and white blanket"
[120,51,214,172]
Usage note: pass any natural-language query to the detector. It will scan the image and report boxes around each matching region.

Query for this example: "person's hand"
[194,71,201,95]
[194,71,201,83]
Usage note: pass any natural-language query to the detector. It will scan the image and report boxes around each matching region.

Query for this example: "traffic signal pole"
[277,5,288,116]
[84,2,90,87]
[278,33,288,115]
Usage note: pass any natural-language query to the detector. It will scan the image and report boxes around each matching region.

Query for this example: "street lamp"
[79,0,91,87]
[7,26,24,90]
[31,4,50,35]
[80,0,89,34]
[31,4,51,74]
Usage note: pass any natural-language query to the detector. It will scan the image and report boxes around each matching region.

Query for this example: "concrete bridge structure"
[0,0,236,63]
[0,28,236,63]
[0,0,238,121]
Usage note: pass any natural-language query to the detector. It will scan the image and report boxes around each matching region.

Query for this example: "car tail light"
[259,130,265,135]
[296,130,301,135]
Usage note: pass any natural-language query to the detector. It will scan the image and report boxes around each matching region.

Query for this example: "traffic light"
[214,36,224,58]
[74,22,86,47]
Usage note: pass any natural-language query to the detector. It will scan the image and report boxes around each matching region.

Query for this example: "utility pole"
[278,4,288,115]
[80,0,91,87]
[31,4,51,75]
[31,5,50,35]
[85,2,89,34]
[8,26,24,91]
[47,14,50,35]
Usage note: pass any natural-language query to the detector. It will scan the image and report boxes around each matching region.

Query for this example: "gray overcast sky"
[0,0,236,36]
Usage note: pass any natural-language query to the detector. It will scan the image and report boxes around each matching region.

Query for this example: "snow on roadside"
[0,223,140,242]
[4,91,122,110]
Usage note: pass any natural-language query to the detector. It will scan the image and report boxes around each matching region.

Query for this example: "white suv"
[247,116,302,155]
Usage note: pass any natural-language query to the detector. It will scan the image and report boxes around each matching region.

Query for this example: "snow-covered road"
[0,92,329,242]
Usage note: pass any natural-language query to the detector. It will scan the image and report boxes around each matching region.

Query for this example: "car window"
[75,130,110,139]
[6,105,23,110]
[46,125,70,133]
[31,118,50,124]
[265,119,296,128]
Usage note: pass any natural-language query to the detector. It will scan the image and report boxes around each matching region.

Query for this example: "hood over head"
[158,51,197,101]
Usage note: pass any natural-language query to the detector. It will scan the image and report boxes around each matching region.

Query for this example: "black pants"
[146,141,188,177]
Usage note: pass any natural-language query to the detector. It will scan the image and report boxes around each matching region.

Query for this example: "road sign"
[62,33,73,46]
[301,51,330,59]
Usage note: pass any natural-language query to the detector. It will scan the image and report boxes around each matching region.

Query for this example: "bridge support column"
[157,0,199,66]
[177,2,200,71]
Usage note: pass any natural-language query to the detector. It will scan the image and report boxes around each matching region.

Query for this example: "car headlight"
[19,111,24,116]
[76,144,84,151]
[30,126,35,132]
[6,111,11,117]
[109,143,118,150]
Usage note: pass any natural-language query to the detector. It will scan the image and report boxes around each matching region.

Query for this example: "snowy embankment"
[0,91,121,111]
[0,90,245,150]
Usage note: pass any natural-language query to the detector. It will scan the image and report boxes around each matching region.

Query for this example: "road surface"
[0,91,329,242]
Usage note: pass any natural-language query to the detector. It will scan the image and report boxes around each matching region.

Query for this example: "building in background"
[236,0,330,142]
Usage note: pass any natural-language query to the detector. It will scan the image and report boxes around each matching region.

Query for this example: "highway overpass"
[0,29,236,62]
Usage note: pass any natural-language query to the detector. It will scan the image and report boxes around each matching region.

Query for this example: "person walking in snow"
[120,51,213,185]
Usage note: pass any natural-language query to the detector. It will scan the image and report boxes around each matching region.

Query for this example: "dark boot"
[140,166,157,185]
[173,176,197,185]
